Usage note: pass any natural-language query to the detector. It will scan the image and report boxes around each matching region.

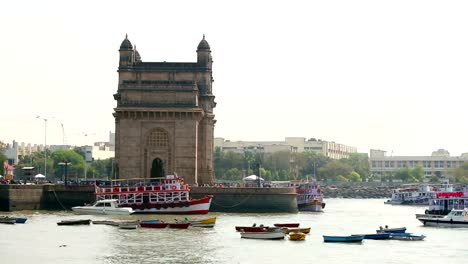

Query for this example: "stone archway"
[150,158,165,178]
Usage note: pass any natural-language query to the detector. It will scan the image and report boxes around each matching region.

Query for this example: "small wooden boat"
[235,225,268,232]
[92,220,119,226]
[389,233,426,241]
[0,218,16,224]
[119,222,139,229]
[323,235,364,243]
[274,223,300,228]
[352,233,391,240]
[168,222,190,229]
[14,218,27,224]
[140,222,169,228]
[240,231,285,240]
[376,226,406,233]
[140,219,161,224]
[189,217,216,227]
[57,219,92,226]
[282,227,311,234]
[289,232,306,241]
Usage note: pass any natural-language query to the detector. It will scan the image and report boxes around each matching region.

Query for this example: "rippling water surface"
[1,199,467,264]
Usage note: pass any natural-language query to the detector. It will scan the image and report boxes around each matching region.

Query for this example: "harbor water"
[1,198,467,264]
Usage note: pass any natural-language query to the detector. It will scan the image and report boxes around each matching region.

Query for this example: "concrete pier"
[0,184,298,213]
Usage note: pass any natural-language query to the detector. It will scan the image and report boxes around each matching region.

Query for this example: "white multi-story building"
[214,137,357,159]
[369,149,468,178]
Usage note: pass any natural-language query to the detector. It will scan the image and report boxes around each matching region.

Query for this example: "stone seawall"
[191,187,298,213]
[322,185,392,199]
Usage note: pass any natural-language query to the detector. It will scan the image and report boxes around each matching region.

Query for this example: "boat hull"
[298,201,325,212]
[72,207,134,215]
[57,219,92,226]
[283,227,311,234]
[418,218,468,227]
[240,231,285,240]
[274,223,300,228]
[323,235,364,243]
[124,195,213,214]
[235,226,268,232]
[389,233,425,240]
[289,232,306,241]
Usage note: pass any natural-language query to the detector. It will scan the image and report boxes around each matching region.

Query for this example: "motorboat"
[376,226,406,233]
[291,181,326,212]
[282,227,311,234]
[288,232,306,241]
[0,216,27,224]
[274,223,300,228]
[352,233,390,240]
[140,222,169,228]
[92,220,119,226]
[240,230,285,240]
[417,208,468,227]
[119,222,139,229]
[57,219,92,226]
[235,224,269,232]
[323,235,364,243]
[72,199,134,215]
[389,233,426,241]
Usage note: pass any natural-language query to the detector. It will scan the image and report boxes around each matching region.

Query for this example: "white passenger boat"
[417,208,468,227]
[292,181,325,212]
[384,180,453,205]
[72,199,134,215]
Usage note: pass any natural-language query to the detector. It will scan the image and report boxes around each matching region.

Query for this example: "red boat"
[235,226,269,232]
[274,223,300,228]
[139,222,169,228]
[168,222,190,229]
[94,175,213,214]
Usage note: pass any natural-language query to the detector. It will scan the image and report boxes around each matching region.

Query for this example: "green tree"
[341,153,370,181]
[348,171,362,182]
[409,165,425,182]
[395,167,410,182]
[50,149,86,179]
[318,160,353,182]
[450,161,468,183]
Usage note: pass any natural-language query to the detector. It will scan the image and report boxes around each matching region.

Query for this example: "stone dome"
[197,35,210,50]
[120,34,133,50]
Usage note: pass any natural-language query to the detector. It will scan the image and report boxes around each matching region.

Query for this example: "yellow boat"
[289,232,306,241]
[283,227,311,234]
[189,217,216,227]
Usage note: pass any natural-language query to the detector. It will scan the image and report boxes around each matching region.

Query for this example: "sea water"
[1,199,467,264]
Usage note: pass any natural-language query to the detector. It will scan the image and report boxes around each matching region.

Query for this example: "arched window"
[147,128,168,147]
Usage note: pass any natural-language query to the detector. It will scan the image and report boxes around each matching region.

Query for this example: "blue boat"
[323,235,364,243]
[389,232,426,241]
[14,218,27,224]
[352,233,390,240]
[140,219,161,224]
[376,226,406,233]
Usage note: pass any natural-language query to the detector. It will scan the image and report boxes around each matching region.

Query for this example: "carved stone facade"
[113,35,216,184]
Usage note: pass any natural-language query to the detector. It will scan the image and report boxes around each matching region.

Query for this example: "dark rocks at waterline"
[322,186,392,199]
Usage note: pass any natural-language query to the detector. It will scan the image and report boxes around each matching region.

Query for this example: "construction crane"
[61,123,68,145]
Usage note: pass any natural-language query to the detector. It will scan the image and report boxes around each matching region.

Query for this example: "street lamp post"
[36,116,48,179]
[58,160,71,186]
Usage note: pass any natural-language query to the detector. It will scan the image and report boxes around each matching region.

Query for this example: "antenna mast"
[61,123,68,145]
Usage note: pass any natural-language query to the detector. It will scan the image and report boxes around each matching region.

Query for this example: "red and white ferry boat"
[291,180,326,212]
[95,175,213,214]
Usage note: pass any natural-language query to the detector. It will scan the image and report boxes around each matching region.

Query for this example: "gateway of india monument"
[113,35,216,185]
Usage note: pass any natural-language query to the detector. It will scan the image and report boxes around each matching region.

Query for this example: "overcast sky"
[1,0,468,156]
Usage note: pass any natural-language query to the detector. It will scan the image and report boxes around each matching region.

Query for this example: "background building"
[369,149,468,178]
[214,137,357,159]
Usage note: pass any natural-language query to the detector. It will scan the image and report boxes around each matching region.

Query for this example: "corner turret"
[119,34,134,68]
[197,35,212,69]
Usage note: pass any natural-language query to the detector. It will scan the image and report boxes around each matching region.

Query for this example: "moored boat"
[0,216,27,224]
[352,233,390,240]
[376,226,406,233]
[168,222,190,229]
[140,222,169,228]
[92,220,119,226]
[323,235,364,243]
[291,181,325,212]
[274,223,299,228]
[384,180,453,205]
[235,225,268,232]
[72,199,134,215]
[282,227,311,234]
[288,232,306,241]
[389,233,426,241]
[417,208,468,227]
[57,219,92,226]
[188,217,216,227]
[95,175,213,214]
[0,218,16,224]
[240,231,285,240]
[119,222,139,229]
